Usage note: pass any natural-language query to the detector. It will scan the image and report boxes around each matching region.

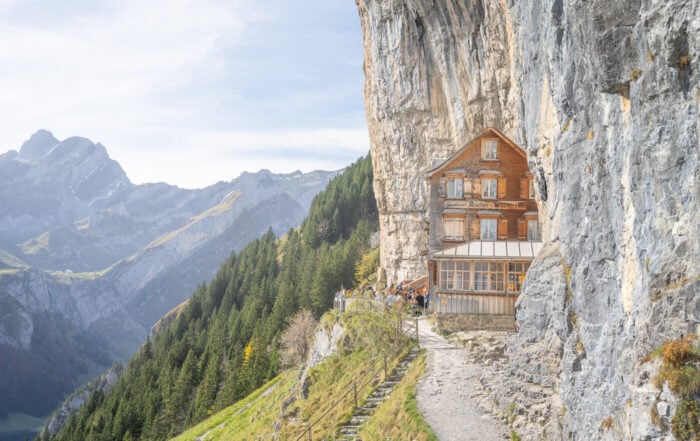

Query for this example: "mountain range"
[0,130,338,420]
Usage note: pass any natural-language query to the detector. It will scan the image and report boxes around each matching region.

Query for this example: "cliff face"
[358,0,699,438]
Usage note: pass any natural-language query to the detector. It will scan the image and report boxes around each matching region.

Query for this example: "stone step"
[339,426,360,435]
[328,348,420,439]
[350,416,369,425]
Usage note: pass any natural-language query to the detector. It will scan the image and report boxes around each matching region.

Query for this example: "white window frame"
[439,261,470,291]
[529,179,536,199]
[482,140,498,160]
[444,217,464,240]
[482,179,497,199]
[480,219,497,240]
[508,262,530,292]
[447,178,463,198]
[527,220,541,241]
[473,261,504,292]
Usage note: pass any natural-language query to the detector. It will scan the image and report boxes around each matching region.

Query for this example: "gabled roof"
[426,127,526,178]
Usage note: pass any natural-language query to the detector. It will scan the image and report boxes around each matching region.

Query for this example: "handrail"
[295,344,406,441]
[294,303,416,441]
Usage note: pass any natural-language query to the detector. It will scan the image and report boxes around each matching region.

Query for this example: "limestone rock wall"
[357,0,699,438]
[357,0,524,283]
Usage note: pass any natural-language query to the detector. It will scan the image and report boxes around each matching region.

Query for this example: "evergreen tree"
[49,154,378,441]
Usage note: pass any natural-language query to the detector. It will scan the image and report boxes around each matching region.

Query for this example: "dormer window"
[481,179,497,199]
[447,178,463,198]
[481,140,498,160]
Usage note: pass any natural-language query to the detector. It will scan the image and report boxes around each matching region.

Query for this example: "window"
[444,218,464,239]
[489,262,504,291]
[482,179,497,199]
[529,179,536,199]
[527,220,541,241]
[482,140,498,160]
[474,261,504,292]
[480,219,497,240]
[447,178,463,198]
[439,261,470,291]
[508,262,530,292]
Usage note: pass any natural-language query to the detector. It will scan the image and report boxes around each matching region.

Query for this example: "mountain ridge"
[0,130,340,424]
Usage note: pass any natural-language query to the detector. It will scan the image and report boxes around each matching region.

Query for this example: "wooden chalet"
[426,128,542,331]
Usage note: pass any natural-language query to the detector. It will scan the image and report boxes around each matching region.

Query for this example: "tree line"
[43,154,378,441]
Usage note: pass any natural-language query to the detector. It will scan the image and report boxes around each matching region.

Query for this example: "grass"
[171,373,294,441]
[0,413,47,432]
[0,249,30,269]
[150,191,241,250]
[630,68,643,81]
[360,352,437,441]
[172,307,410,440]
[0,268,20,276]
[49,269,108,280]
[19,232,51,255]
[648,335,700,440]
[600,416,614,430]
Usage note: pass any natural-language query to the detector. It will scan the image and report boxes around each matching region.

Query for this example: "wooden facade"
[425,128,541,323]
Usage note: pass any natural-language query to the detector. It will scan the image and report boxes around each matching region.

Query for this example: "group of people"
[385,281,429,315]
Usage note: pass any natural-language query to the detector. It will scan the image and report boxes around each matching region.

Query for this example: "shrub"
[672,399,700,441]
[662,336,699,367]
[601,416,614,430]
[280,310,318,368]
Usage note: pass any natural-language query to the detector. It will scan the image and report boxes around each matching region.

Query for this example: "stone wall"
[357,0,699,438]
[437,313,516,333]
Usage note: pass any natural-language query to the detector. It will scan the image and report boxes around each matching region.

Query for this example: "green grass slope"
[172,305,428,441]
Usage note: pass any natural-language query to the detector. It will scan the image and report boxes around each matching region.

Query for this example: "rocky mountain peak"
[17,129,59,162]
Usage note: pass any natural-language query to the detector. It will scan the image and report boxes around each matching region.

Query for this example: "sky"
[0,0,369,189]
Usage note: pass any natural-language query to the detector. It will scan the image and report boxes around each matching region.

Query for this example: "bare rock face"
[358,0,698,438]
[358,0,523,282]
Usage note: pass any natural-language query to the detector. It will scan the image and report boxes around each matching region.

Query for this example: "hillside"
[171,307,435,441]
[0,130,337,427]
[44,154,378,441]
[357,0,698,438]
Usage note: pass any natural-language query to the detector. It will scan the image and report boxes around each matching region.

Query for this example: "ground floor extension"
[428,240,542,331]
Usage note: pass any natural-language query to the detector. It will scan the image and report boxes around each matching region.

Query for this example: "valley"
[0,130,338,433]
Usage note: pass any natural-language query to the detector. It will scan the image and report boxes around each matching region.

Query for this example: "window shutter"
[498,218,508,239]
[472,179,481,198]
[520,178,529,199]
[463,178,471,197]
[517,219,527,240]
[497,177,507,199]
[438,178,446,197]
[481,142,485,159]
[470,218,480,240]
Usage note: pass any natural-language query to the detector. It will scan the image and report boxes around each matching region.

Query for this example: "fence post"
[353,381,358,408]
[383,354,387,378]
[415,317,419,347]
[307,426,312,440]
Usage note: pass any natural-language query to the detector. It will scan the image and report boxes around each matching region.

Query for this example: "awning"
[431,240,543,259]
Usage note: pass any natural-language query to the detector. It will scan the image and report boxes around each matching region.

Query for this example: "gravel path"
[413,317,509,441]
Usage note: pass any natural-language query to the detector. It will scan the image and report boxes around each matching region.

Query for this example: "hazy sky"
[0,0,369,188]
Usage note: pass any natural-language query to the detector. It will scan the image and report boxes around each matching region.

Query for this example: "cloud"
[0,0,368,188]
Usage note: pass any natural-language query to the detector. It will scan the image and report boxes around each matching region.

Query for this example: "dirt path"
[413,317,509,441]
